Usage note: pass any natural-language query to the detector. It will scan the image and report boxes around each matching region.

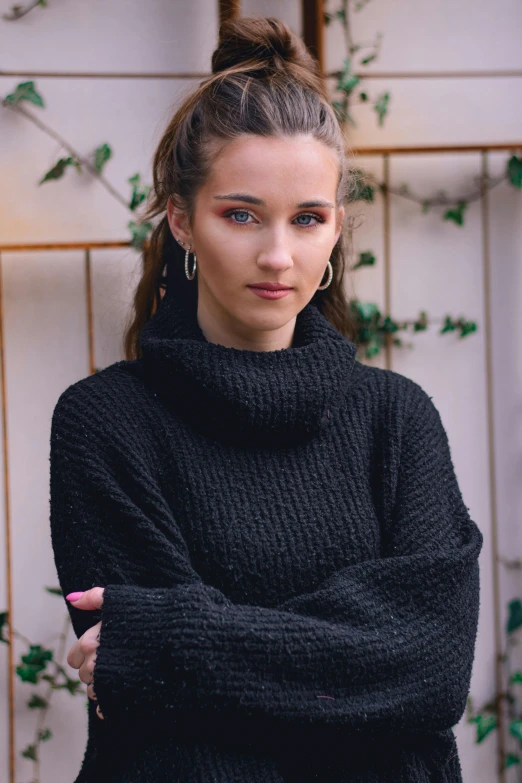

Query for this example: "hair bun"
[212,16,319,78]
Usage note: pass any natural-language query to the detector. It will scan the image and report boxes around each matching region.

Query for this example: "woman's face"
[167,133,344,350]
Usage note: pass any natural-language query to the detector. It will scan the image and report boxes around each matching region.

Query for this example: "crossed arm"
[50,379,483,738]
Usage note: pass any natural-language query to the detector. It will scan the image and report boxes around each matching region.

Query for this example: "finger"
[80,627,101,653]
[67,622,101,671]
[79,654,97,688]
[66,586,105,611]
[96,704,105,720]
[67,639,84,670]
[87,680,97,701]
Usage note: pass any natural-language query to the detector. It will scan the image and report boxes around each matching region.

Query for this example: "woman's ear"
[334,204,345,244]
[166,196,192,247]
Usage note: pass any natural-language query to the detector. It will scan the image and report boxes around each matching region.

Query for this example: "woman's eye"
[227,210,253,224]
[295,213,324,227]
[225,210,324,227]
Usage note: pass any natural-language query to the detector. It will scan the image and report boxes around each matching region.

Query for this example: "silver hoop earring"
[185,245,197,281]
[317,260,333,291]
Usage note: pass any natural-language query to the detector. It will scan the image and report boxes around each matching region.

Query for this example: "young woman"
[50,16,483,783]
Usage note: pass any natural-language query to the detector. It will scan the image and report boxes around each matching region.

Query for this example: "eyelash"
[224,209,325,228]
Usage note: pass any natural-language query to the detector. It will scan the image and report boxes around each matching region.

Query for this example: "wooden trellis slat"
[302,0,325,76]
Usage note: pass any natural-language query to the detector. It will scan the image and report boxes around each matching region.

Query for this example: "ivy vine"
[1,588,88,782]
[325,0,389,128]
[2,0,46,22]
[2,82,152,250]
[326,0,522,222]
[467,558,522,774]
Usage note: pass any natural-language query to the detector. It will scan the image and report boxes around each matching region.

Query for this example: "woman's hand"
[66,587,105,720]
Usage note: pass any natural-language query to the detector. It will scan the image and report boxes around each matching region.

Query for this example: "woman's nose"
[256,247,293,272]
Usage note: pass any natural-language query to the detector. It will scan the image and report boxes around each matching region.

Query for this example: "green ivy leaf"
[413,311,429,332]
[21,645,53,666]
[349,169,375,203]
[507,155,522,190]
[128,173,151,211]
[354,300,380,323]
[470,713,497,743]
[38,727,52,742]
[510,671,522,684]
[350,298,406,359]
[440,316,457,334]
[510,719,522,745]
[21,743,37,761]
[458,320,477,338]
[16,645,53,683]
[381,316,399,334]
[340,75,361,95]
[443,202,467,227]
[359,92,368,102]
[336,59,360,95]
[507,599,522,634]
[357,182,374,202]
[3,80,44,108]
[0,611,8,643]
[352,251,376,270]
[93,143,112,175]
[360,53,377,66]
[128,220,153,250]
[365,335,383,358]
[28,693,48,709]
[45,586,63,596]
[506,753,521,768]
[39,157,81,185]
[374,92,390,126]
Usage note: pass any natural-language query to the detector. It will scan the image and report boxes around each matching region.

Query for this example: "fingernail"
[66,592,84,602]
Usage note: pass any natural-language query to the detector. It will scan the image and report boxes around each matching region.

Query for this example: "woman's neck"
[196,290,297,352]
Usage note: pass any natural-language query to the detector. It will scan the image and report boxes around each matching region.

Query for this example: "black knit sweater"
[49,285,483,783]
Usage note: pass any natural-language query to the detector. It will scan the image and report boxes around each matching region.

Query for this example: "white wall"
[0,1,521,781]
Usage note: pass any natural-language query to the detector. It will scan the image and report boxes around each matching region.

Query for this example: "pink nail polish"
[66,591,84,602]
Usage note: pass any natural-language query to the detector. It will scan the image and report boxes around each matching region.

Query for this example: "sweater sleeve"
[50,377,483,738]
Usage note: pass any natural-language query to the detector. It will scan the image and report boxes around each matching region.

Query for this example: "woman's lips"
[247,286,293,300]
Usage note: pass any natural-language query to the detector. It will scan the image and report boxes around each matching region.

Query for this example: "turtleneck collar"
[139,288,357,447]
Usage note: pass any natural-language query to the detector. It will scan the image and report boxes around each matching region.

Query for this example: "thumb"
[66,586,105,610]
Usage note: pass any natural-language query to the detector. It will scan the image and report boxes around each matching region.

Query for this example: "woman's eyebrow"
[213,193,335,209]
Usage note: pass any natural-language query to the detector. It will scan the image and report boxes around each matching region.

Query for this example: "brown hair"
[123,16,358,360]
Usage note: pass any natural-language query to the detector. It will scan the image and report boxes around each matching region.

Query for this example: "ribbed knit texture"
[49,286,483,783]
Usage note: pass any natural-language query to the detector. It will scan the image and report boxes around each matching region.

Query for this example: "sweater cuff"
[92,581,230,719]
[91,582,295,754]
[93,583,182,718]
